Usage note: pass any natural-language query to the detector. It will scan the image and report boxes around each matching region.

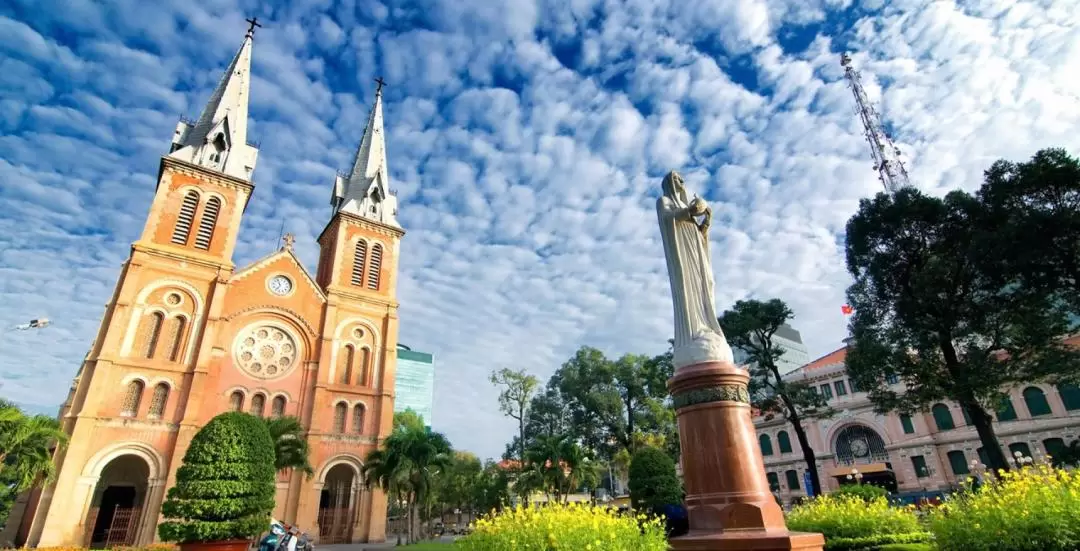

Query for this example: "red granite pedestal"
[667,360,824,551]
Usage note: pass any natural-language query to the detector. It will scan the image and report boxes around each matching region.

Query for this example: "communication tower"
[841,53,912,193]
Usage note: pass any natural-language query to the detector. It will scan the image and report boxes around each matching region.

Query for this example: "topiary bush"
[458,501,667,550]
[831,483,888,502]
[928,463,1080,550]
[158,412,277,543]
[786,494,930,550]
[627,446,683,511]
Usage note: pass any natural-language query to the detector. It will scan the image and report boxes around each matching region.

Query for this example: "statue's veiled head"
[662,170,688,203]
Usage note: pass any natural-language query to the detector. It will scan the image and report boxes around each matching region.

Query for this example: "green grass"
[398,543,455,550]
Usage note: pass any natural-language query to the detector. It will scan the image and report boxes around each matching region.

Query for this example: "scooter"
[258,522,287,551]
[294,531,314,551]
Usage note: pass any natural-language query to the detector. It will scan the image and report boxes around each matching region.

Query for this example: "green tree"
[473,460,511,514]
[158,412,277,543]
[262,416,313,477]
[0,400,68,494]
[720,299,832,497]
[844,187,1080,472]
[627,446,682,511]
[489,368,539,466]
[363,418,453,543]
[436,451,482,524]
[978,148,1080,316]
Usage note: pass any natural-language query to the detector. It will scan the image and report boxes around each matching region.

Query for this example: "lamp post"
[845,467,863,485]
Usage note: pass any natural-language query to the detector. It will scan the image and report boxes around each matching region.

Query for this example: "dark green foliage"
[825,533,934,551]
[158,412,277,543]
[831,483,888,502]
[719,299,832,497]
[627,446,682,511]
[263,416,313,476]
[843,181,1080,471]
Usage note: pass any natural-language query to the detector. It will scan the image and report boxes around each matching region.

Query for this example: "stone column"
[667,361,824,551]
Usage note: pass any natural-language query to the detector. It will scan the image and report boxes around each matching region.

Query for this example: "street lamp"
[846,467,863,484]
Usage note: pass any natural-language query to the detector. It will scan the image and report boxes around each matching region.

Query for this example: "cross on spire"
[374,76,387,95]
[245,17,262,38]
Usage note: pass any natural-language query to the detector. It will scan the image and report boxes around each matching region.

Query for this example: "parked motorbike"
[294,531,314,551]
[258,522,286,551]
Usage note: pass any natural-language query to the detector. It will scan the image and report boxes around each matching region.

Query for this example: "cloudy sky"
[1,0,1078,460]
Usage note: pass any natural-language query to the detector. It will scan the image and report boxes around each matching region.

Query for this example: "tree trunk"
[625,395,636,454]
[518,414,526,465]
[963,400,1011,471]
[786,408,822,497]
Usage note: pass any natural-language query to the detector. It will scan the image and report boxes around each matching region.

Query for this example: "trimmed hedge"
[627,446,683,511]
[158,412,277,543]
[823,533,934,551]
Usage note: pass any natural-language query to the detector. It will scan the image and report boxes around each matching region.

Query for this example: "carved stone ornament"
[672,384,751,410]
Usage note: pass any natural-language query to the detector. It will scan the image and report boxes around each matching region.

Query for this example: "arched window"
[340,345,354,385]
[367,244,383,290]
[194,196,221,250]
[351,240,367,286]
[1008,441,1032,460]
[359,347,371,386]
[996,397,1018,422]
[333,402,347,434]
[271,396,287,418]
[148,383,169,419]
[1022,387,1052,417]
[141,312,165,359]
[931,403,955,431]
[777,431,792,454]
[1043,438,1067,465]
[1059,383,1080,411]
[759,434,774,456]
[765,472,780,492]
[165,316,186,362]
[250,393,266,417]
[352,404,364,434]
[229,391,245,412]
[900,414,915,434]
[210,133,227,164]
[172,191,200,245]
[946,450,969,476]
[121,380,145,417]
[784,469,800,490]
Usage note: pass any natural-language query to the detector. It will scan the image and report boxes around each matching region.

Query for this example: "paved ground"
[320,535,458,550]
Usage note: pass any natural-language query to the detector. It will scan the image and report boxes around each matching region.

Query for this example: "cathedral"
[5,23,403,547]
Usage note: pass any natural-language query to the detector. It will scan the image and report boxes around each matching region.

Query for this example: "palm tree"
[263,416,313,477]
[0,401,68,495]
[364,422,453,544]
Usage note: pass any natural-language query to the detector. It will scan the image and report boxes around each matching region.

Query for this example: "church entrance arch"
[84,454,150,548]
[317,463,359,544]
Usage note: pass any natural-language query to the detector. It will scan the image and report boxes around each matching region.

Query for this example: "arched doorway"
[84,454,150,548]
[318,463,359,543]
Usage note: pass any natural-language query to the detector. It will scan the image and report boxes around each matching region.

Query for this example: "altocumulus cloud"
[1,0,1079,459]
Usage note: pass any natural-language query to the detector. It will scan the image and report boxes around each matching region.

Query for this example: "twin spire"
[167,19,398,228]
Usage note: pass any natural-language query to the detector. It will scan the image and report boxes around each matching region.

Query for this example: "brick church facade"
[5,25,405,547]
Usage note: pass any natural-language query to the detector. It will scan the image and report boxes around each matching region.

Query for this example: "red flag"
[841,304,854,315]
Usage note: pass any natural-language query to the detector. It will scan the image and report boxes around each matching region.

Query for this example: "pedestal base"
[670,530,825,551]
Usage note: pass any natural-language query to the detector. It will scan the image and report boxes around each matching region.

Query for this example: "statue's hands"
[689,197,708,216]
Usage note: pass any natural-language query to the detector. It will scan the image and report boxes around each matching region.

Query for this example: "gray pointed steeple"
[330,82,399,227]
[168,26,259,182]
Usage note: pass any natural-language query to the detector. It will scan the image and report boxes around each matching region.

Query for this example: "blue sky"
[2,0,1079,461]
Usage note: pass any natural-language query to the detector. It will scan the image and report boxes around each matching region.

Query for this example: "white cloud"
[1,0,1079,462]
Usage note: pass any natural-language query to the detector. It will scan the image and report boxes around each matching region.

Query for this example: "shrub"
[627,446,683,511]
[927,463,1080,551]
[457,501,668,550]
[786,494,929,550]
[158,412,277,543]
[831,483,888,502]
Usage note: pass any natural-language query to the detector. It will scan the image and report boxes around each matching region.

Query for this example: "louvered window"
[166,317,186,362]
[172,191,200,245]
[229,391,244,412]
[333,403,347,434]
[352,405,364,435]
[250,393,266,417]
[121,380,145,417]
[194,197,221,250]
[143,312,165,359]
[367,244,383,289]
[351,241,367,285]
[271,396,286,418]
[340,346,354,385]
[148,383,169,419]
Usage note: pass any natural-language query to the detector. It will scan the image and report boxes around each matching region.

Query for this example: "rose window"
[234,325,298,379]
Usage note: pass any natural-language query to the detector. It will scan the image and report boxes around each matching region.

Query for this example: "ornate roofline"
[231,247,327,303]
[223,305,319,337]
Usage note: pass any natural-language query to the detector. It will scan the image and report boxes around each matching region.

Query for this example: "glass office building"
[732,322,811,376]
[394,344,435,428]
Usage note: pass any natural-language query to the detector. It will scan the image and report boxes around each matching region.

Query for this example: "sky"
[1,0,1079,461]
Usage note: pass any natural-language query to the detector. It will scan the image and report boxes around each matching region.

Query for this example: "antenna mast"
[841,53,912,193]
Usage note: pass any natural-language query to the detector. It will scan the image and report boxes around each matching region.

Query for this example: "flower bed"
[457,501,668,550]
[928,464,1080,551]
[786,494,931,550]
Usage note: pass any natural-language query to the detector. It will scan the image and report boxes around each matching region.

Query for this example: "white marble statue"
[656,171,735,370]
